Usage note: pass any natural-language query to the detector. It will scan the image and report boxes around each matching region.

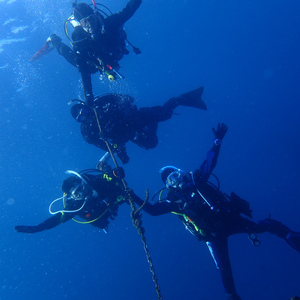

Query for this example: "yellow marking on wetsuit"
[171,211,206,236]
[103,174,112,181]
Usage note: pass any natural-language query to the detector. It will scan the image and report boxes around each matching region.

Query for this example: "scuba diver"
[70,86,207,164]
[131,123,300,300]
[15,158,127,234]
[33,0,142,106]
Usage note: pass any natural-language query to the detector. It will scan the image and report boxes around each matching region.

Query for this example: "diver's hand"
[112,167,125,179]
[49,34,62,48]
[212,123,228,144]
[15,225,37,234]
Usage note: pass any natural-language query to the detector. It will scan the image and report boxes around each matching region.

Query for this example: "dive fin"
[179,86,207,110]
[30,37,53,62]
[285,231,300,253]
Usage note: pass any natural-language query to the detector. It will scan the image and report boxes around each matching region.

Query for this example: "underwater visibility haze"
[0,0,300,299]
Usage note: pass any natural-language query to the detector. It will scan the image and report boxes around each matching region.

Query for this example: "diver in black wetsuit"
[15,165,126,234]
[49,0,142,106]
[70,87,207,164]
[131,123,300,300]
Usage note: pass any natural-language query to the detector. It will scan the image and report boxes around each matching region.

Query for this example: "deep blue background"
[0,0,300,299]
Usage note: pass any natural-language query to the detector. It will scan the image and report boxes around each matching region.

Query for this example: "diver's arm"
[106,0,142,27]
[71,36,94,107]
[130,191,175,216]
[195,143,221,183]
[15,213,74,234]
[194,123,228,183]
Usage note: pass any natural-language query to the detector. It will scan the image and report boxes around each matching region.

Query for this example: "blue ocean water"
[0,0,300,299]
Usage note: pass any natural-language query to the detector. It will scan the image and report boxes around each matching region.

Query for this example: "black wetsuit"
[132,142,293,300]
[55,0,142,105]
[80,93,186,163]
[15,170,126,233]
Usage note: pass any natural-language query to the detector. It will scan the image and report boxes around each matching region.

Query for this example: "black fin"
[179,87,207,110]
[285,231,300,253]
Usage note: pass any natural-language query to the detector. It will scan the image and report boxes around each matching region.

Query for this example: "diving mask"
[166,169,191,190]
[69,182,93,201]
[80,14,98,34]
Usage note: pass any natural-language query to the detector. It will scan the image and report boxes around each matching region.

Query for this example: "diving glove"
[213,123,228,143]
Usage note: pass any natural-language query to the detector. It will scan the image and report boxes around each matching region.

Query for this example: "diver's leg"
[232,215,300,254]
[257,218,290,238]
[140,87,208,124]
[138,106,171,123]
[206,236,242,300]
[258,218,300,253]
[138,86,207,125]
[131,122,158,150]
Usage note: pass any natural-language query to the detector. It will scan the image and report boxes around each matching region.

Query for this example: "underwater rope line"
[93,108,163,299]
